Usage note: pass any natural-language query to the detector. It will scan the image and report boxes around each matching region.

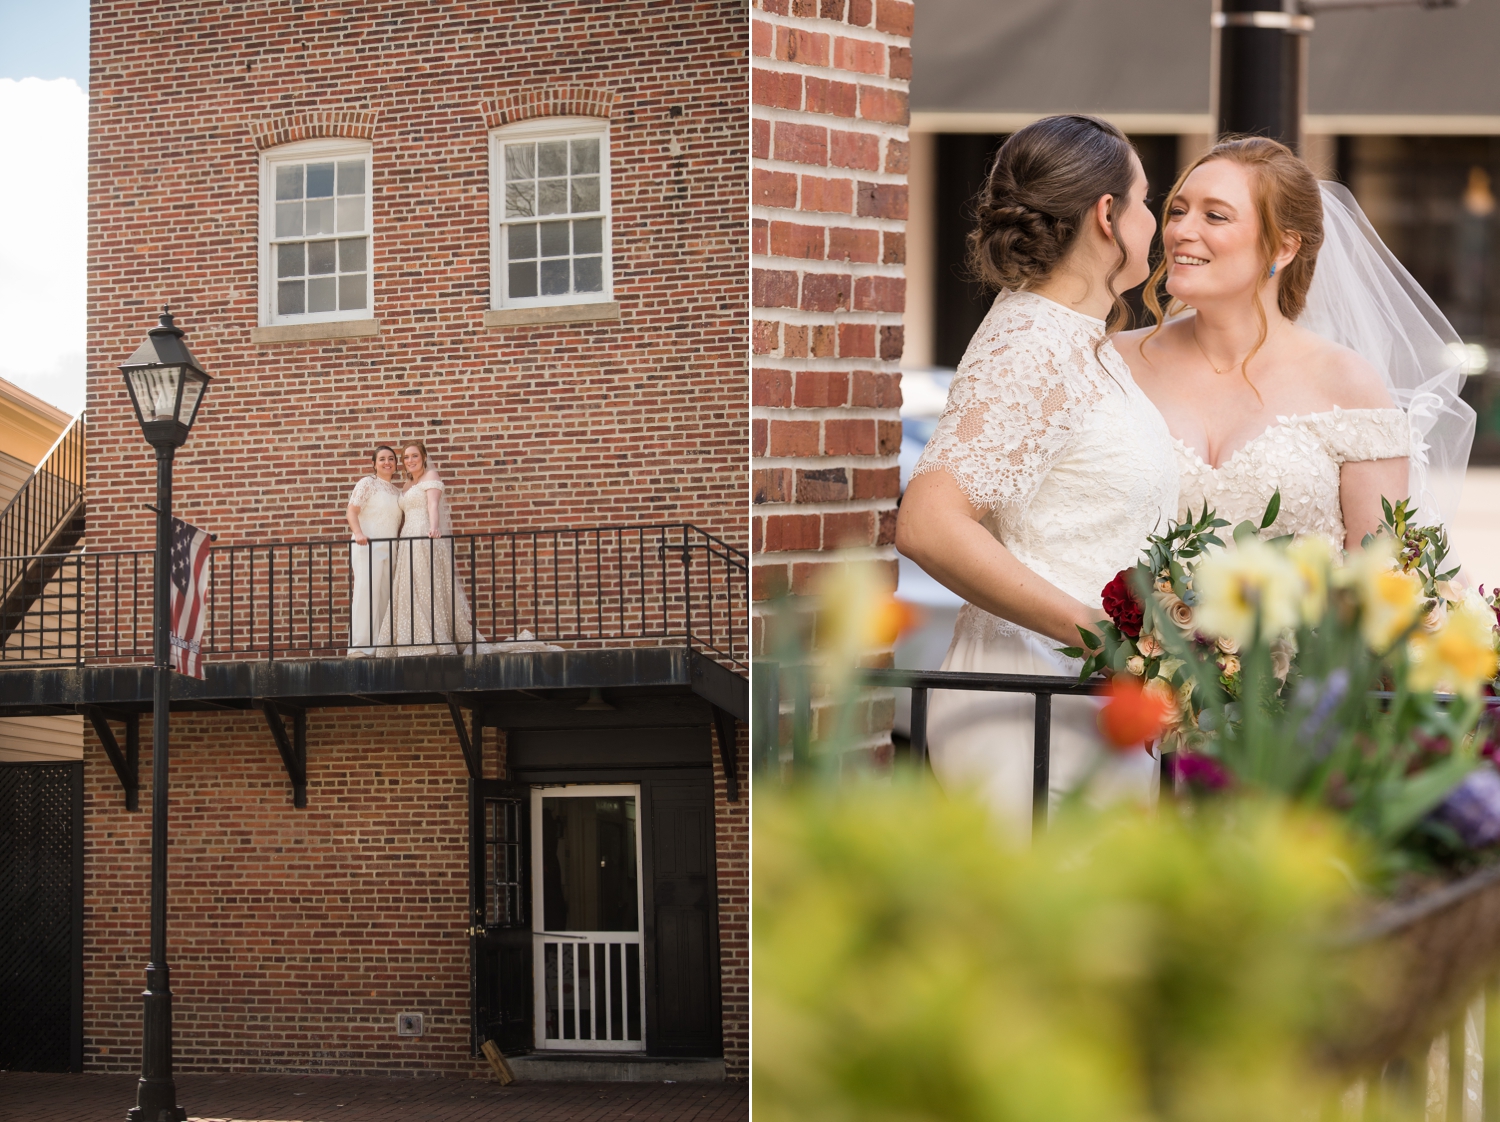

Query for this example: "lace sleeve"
[911,305,1101,511]
[348,475,376,508]
[1302,408,1411,463]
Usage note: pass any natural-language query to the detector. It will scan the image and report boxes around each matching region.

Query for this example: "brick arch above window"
[248,110,378,152]
[482,85,616,130]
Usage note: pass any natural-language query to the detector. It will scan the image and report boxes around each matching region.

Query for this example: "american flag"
[169,516,212,679]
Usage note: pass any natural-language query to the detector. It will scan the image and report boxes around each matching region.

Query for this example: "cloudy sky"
[0,0,89,415]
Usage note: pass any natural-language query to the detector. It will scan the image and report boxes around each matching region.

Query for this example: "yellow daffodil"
[1337,538,1423,651]
[1407,596,1500,697]
[1285,534,1337,624]
[1191,539,1302,647]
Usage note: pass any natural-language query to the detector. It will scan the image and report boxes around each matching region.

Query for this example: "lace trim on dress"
[349,475,398,508]
[912,291,1114,512]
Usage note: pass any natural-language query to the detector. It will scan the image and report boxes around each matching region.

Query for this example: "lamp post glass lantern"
[120,308,210,1122]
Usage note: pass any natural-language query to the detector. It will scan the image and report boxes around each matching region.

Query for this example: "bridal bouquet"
[1066,493,1500,878]
[1059,498,1281,753]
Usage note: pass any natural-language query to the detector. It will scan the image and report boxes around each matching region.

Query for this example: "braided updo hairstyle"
[968,114,1140,331]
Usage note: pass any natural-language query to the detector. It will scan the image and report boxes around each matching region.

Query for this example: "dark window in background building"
[1339,136,1500,463]
[933,133,1179,369]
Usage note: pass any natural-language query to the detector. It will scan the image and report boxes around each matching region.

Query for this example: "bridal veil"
[1299,182,1477,528]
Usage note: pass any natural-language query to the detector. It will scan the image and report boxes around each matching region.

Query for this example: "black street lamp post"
[1215,0,1314,152]
[119,308,211,1122]
[1214,0,1471,153]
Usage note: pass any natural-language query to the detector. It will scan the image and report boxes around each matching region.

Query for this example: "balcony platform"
[0,646,746,723]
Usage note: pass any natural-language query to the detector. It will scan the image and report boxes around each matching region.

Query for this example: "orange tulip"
[1097,675,1171,751]
[866,595,927,647]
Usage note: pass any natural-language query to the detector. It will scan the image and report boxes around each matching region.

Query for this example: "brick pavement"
[0,1072,748,1122]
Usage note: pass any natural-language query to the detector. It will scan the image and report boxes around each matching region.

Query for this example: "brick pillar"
[751,0,911,759]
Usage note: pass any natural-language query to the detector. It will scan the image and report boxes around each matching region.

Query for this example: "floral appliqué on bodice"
[348,475,403,539]
[1175,407,1411,542]
[913,290,1180,642]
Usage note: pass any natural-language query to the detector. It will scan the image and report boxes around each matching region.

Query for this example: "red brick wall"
[86,0,745,550]
[85,710,476,1075]
[750,0,910,751]
[84,711,747,1077]
[84,0,747,1080]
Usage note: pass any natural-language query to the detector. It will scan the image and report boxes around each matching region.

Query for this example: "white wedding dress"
[347,475,403,656]
[911,291,1180,834]
[1174,409,1411,538]
[390,478,490,656]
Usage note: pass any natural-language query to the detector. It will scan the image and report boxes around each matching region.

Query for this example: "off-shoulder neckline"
[1175,406,1408,473]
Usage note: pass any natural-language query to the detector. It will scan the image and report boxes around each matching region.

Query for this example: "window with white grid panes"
[491,120,610,308]
[261,139,372,325]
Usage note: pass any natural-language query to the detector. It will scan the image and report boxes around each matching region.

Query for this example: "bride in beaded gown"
[389,442,492,657]
[1115,139,1474,542]
[898,117,1177,835]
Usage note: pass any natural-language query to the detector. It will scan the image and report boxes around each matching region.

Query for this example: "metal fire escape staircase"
[0,415,86,649]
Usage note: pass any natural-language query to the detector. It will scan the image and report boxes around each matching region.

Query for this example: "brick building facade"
[751,0,911,756]
[0,0,747,1084]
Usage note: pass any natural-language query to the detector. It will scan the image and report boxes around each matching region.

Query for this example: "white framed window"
[490,118,611,309]
[259,138,373,326]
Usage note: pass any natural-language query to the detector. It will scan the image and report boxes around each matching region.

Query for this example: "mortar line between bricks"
[751,11,913,49]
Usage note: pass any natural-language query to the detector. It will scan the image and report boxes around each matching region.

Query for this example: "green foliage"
[754,779,1361,1122]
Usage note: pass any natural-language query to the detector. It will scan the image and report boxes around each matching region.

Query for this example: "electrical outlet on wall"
[396,1012,424,1036]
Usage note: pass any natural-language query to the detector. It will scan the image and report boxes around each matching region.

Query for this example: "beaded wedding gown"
[1174,409,1411,539]
[911,291,1180,834]
[389,478,490,656]
[347,475,403,656]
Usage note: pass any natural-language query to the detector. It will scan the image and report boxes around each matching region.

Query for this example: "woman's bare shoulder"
[1110,319,1190,379]
[1287,325,1395,410]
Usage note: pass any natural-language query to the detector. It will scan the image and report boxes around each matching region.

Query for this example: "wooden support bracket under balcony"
[711,705,739,803]
[84,708,138,811]
[258,700,307,809]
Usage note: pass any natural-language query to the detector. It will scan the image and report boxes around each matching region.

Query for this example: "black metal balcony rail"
[753,664,1100,834]
[752,665,1500,836]
[0,523,747,670]
[0,415,86,640]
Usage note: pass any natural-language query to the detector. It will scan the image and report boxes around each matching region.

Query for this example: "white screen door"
[531,784,646,1051]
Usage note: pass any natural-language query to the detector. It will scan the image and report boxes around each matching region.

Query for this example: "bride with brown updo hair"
[896,114,1178,834]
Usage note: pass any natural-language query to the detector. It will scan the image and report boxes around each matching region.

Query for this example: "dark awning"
[912,0,1500,126]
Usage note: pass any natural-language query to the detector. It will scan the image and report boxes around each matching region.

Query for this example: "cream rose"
[1153,590,1194,633]
[1126,655,1146,677]
[1218,655,1242,677]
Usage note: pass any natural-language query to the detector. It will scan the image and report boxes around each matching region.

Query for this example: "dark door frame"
[508,765,722,1058]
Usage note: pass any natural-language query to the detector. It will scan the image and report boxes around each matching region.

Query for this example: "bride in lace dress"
[897,116,1179,834]
[346,445,403,656]
[1114,137,1474,541]
[389,442,491,656]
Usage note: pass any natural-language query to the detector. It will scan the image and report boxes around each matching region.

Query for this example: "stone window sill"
[484,302,621,329]
[251,319,381,344]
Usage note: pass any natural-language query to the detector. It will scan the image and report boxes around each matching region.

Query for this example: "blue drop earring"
[1269,263,1278,277]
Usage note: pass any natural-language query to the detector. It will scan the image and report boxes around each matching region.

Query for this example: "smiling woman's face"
[374,449,397,479]
[402,445,425,476]
[1162,159,1268,307]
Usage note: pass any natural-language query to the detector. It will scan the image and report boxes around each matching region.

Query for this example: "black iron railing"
[753,666,1500,835]
[753,664,1101,834]
[0,523,747,670]
[0,415,86,642]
